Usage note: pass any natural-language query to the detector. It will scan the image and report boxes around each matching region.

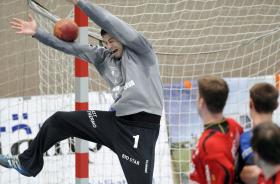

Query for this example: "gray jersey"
[33,0,163,116]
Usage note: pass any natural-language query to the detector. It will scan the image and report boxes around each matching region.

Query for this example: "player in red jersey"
[251,123,280,184]
[188,76,243,184]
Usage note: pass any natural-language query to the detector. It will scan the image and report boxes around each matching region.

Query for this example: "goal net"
[0,0,280,184]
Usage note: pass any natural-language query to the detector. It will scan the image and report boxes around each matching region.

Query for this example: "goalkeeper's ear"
[249,98,254,110]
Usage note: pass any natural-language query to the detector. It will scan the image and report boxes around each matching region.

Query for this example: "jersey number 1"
[133,135,139,149]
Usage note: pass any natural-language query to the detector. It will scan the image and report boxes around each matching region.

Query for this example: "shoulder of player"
[198,130,223,151]
[225,117,244,133]
[240,130,252,138]
[125,33,154,54]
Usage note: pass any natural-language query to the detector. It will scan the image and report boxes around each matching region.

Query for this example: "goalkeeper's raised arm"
[9,14,107,65]
[73,0,151,54]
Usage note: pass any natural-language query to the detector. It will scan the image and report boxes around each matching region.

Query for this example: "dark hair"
[250,83,278,113]
[100,29,108,36]
[198,76,229,113]
[251,122,280,165]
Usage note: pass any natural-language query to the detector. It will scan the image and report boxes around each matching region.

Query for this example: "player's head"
[251,122,280,166]
[100,29,124,59]
[250,83,278,114]
[197,76,229,115]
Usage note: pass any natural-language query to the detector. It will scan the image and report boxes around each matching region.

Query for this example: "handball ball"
[184,80,192,89]
[54,19,78,42]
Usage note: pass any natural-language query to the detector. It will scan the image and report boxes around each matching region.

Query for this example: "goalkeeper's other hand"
[10,14,37,36]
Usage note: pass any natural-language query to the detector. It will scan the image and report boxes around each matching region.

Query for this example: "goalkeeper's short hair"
[100,29,107,36]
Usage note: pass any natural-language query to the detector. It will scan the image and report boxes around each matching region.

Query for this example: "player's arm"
[235,148,246,183]
[10,15,106,65]
[75,0,152,53]
[32,28,107,65]
[240,165,261,184]
[188,170,201,184]
[204,153,235,184]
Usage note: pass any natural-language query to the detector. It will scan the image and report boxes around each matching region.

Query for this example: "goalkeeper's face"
[102,34,124,59]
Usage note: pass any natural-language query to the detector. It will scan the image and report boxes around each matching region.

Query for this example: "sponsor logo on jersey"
[112,80,135,93]
[87,110,97,128]
[122,153,140,166]
[145,160,149,173]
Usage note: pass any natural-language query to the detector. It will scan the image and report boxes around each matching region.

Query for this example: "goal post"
[74,4,89,184]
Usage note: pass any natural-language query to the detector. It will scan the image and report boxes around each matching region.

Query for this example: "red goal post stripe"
[75,3,89,184]
[76,153,89,178]
[75,6,88,27]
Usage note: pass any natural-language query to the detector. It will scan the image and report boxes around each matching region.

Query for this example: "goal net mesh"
[0,0,279,184]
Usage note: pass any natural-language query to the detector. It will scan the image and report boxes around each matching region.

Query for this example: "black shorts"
[19,110,160,184]
[85,110,160,184]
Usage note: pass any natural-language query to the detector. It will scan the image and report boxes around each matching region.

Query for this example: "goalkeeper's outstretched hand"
[10,14,37,36]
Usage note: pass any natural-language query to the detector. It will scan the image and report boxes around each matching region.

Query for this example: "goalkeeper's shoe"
[0,154,31,176]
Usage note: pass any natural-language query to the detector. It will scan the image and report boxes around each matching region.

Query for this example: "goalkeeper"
[1,0,163,184]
